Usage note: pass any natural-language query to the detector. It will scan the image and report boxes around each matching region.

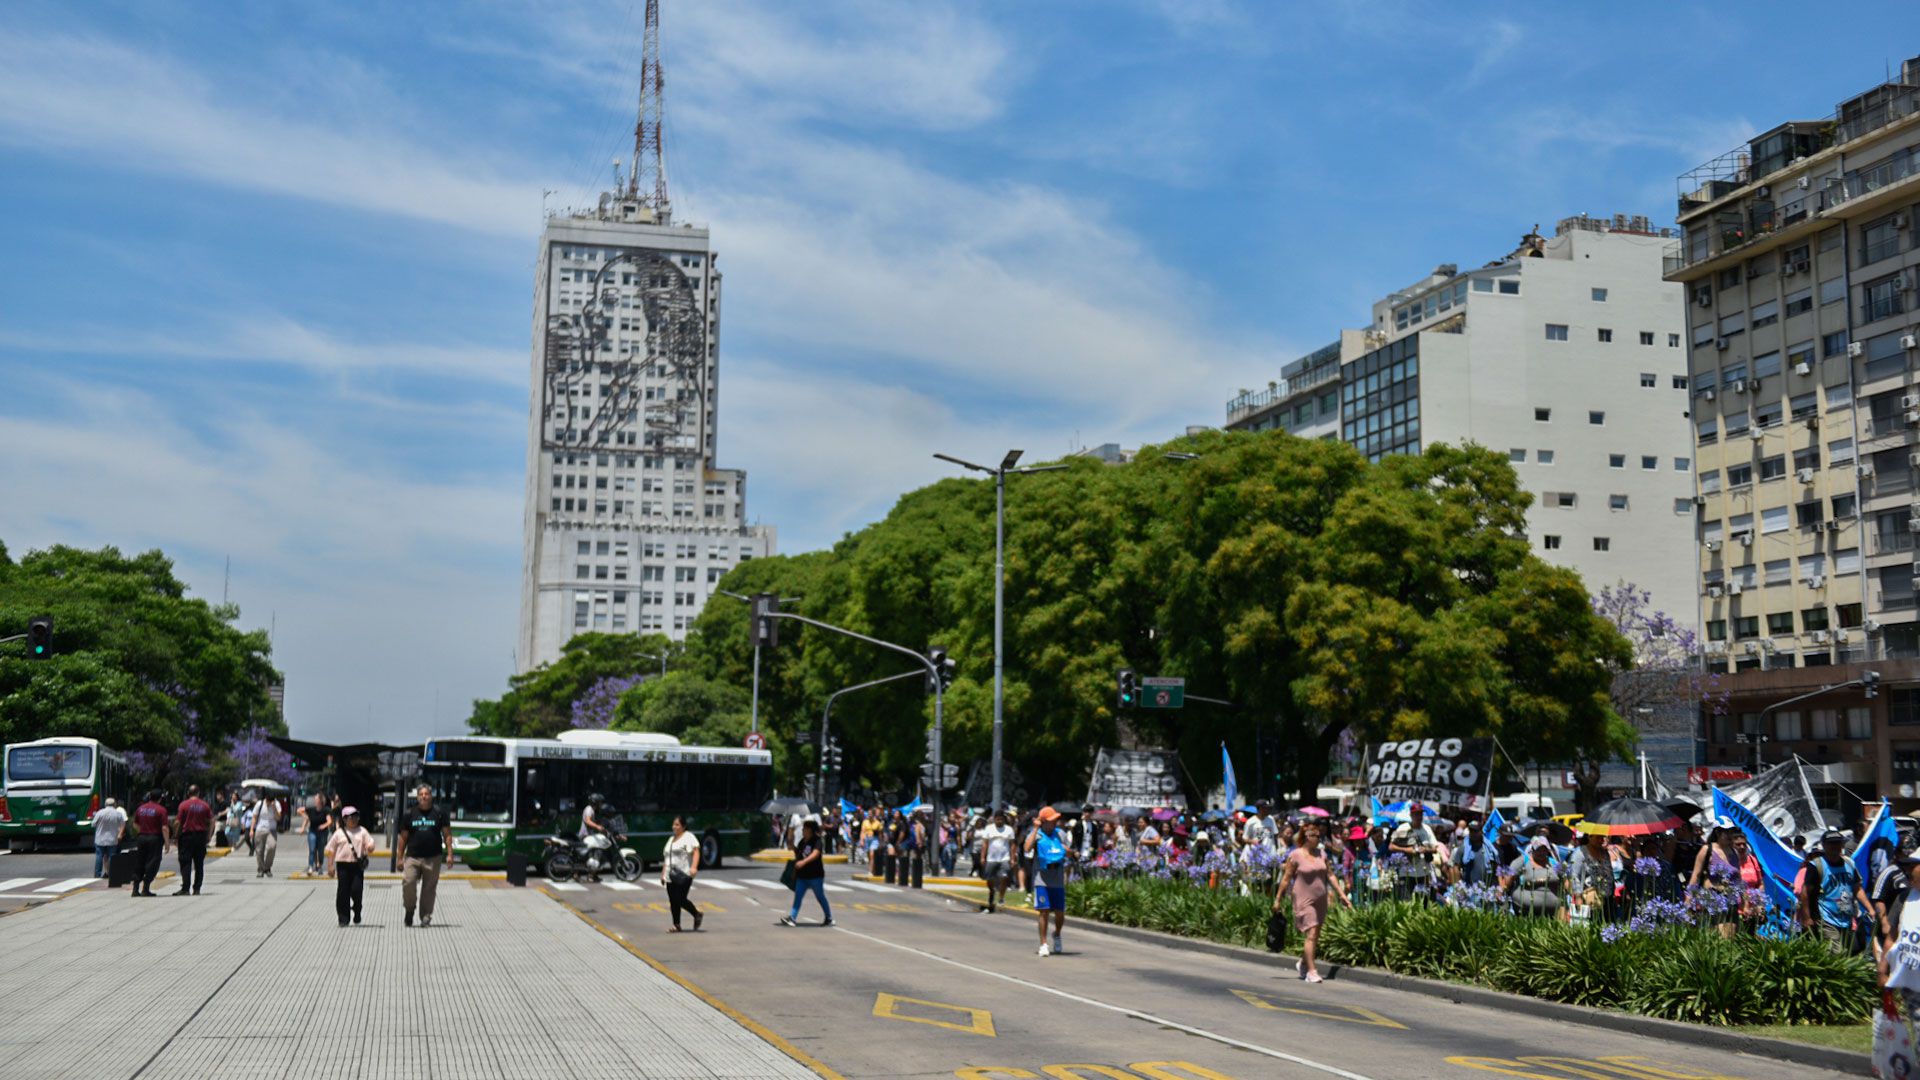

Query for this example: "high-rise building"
[1227,215,1697,625]
[515,20,775,673]
[1666,55,1920,808]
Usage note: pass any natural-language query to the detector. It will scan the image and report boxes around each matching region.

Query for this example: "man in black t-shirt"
[396,785,452,927]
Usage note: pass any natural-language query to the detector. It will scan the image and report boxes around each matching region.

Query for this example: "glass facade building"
[1341,335,1421,461]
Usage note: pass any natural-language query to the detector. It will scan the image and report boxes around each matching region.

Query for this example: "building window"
[1593,537,1611,551]
[1608,494,1628,510]
[1609,453,1626,468]
[1542,535,1561,550]
[1673,375,1688,389]
[1750,299,1779,329]
[1668,333,1681,347]
[1833,493,1857,518]
[1707,619,1727,641]
[1823,331,1850,358]
[1642,455,1658,470]
[1509,448,1526,463]
[1674,457,1690,472]
[1553,492,1577,508]
[1727,463,1752,487]
[1535,407,1551,422]
[1767,612,1795,635]
[1640,372,1657,387]
[1674,497,1693,514]
[1893,691,1920,727]
[1499,280,1520,295]
[1538,450,1556,465]
[1598,328,1613,343]
[1546,324,1569,341]
[1785,289,1813,318]
[1848,707,1873,739]
[1759,455,1786,482]
[1473,278,1494,293]
[1734,616,1760,639]
[1761,506,1790,533]
[1589,411,1605,425]
[1592,288,1609,302]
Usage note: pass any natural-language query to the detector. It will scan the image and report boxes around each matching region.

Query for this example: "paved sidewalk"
[0,862,818,1079]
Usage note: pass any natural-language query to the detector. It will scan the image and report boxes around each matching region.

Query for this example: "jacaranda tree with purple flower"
[226,725,298,786]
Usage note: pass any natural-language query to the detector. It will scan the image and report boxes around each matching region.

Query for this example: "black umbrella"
[762,796,814,816]
[1520,819,1576,845]
[1577,797,1685,837]
[1048,801,1086,818]
[1662,798,1705,822]
[1115,806,1148,819]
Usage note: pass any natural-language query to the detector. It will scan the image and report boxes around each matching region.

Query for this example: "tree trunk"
[1286,720,1346,809]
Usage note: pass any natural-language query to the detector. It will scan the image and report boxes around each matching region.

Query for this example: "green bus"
[419,730,773,869]
[1,737,133,851]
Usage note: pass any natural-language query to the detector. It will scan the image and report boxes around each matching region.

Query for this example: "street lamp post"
[638,651,668,678]
[935,450,1066,815]
[819,669,923,802]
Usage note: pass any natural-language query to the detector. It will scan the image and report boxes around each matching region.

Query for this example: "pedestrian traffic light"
[1117,667,1137,710]
[1866,670,1882,698]
[926,647,955,693]
[26,616,52,660]
[751,593,779,648]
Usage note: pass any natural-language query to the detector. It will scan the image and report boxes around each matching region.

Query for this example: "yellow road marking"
[954,1065,1238,1080]
[873,992,996,1036]
[956,1069,1038,1079]
[546,891,846,1080]
[1229,988,1407,1029]
[1445,1058,1748,1080]
[1129,1064,1237,1080]
[851,902,917,913]
[611,900,728,915]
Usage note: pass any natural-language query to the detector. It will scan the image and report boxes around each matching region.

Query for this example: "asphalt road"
[564,864,1858,1080]
[0,847,106,911]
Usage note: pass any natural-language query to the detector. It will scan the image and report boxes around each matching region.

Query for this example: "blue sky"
[3,2,1917,744]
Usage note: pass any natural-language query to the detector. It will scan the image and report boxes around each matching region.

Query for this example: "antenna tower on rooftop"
[628,0,670,220]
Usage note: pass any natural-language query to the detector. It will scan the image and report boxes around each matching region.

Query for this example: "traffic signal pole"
[760,610,951,807]
[820,669,924,800]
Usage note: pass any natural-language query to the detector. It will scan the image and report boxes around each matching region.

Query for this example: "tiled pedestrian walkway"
[0,862,818,1079]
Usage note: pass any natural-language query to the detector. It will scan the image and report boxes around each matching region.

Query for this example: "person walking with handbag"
[324,807,376,926]
[780,819,833,927]
[1275,821,1351,983]
[662,816,704,932]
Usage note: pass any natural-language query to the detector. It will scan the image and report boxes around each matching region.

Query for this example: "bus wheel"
[700,830,722,870]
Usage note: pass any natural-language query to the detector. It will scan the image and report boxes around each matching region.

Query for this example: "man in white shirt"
[249,793,280,878]
[92,797,127,878]
[1389,802,1441,899]
[976,812,1016,914]
[1242,804,1274,848]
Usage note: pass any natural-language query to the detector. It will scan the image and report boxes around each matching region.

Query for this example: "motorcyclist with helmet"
[579,792,611,883]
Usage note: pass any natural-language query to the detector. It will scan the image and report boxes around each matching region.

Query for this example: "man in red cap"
[1024,806,1073,957]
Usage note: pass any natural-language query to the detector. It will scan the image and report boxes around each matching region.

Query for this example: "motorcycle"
[542,830,641,883]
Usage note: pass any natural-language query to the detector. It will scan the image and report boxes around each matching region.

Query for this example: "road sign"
[743,732,767,750]
[1140,676,1185,709]
[794,732,816,745]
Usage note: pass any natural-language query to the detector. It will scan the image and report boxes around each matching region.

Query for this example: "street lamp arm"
[933,452,992,473]
[763,611,937,678]
[827,669,926,708]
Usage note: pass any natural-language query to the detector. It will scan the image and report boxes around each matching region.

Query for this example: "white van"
[1493,793,1561,822]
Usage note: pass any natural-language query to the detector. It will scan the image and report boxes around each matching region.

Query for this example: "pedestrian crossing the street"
[602,881,642,891]
[0,876,93,897]
[530,875,921,899]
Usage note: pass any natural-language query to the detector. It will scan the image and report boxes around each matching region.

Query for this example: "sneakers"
[1036,941,1051,957]
[404,910,414,927]
[692,911,703,931]
[420,915,432,928]
[1294,959,1304,979]
[1304,971,1324,984]
[778,916,797,927]
[823,917,836,927]
[1051,933,1063,955]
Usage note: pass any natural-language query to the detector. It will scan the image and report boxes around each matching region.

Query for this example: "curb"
[987,907,1868,1076]
[854,873,978,888]
[749,850,850,864]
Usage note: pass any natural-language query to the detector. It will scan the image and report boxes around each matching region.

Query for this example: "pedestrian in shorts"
[1025,807,1072,956]
[976,811,1016,914]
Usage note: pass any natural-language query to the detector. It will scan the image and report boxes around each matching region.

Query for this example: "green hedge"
[1063,878,1874,1027]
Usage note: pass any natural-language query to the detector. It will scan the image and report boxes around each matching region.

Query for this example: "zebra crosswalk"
[0,876,95,897]
[533,875,914,898]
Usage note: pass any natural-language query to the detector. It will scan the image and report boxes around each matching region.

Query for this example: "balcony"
[1831,145,1920,213]
[1863,234,1906,266]
[1875,531,1917,556]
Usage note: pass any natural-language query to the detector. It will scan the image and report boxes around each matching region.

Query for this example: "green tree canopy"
[466,631,677,739]
[0,543,280,755]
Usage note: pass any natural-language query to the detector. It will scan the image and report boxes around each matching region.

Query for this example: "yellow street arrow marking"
[1229,988,1407,1029]
[873,992,996,1036]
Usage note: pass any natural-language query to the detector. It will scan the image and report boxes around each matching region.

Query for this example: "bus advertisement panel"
[419,730,772,869]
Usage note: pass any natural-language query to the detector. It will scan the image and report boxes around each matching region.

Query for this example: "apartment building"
[1228,216,1698,626]
[1668,54,1920,811]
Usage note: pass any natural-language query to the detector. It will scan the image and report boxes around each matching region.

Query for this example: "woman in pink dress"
[1274,821,1352,983]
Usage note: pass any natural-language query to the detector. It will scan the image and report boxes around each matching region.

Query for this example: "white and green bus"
[419,730,774,869]
[1,737,133,851]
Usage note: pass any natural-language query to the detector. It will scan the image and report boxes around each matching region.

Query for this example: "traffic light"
[828,739,843,772]
[1866,670,1883,698]
[927,647,955,693]
[1117,667,1138,710]
[751,593,780,648]
[26,616,52,660]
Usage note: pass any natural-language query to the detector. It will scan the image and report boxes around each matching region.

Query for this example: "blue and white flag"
[896,796,924,815]
[1220,742,1239,812]
[1483,807,1506,841]
[1712,787,1798,914]
[1857,800,1898,884]
[839,797,860,818]
[1372,796,1410,825]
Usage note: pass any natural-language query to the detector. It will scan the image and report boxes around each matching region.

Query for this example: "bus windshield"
[7,745,93,783]
[421,765,512,824]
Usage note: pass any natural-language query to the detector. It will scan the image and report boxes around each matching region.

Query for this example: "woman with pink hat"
[323,806,377,927]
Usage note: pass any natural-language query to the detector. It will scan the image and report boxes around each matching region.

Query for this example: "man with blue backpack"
[1026,806,1073,957]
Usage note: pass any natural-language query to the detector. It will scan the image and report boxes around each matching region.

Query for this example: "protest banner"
[1364,737,1494,810]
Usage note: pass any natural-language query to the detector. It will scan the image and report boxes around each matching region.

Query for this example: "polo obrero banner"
[1363,737,1494,810]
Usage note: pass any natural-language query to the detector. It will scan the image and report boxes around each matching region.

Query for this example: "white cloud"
[0,315,525,388]
[0,32,543,237]
[0,380,522,744]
